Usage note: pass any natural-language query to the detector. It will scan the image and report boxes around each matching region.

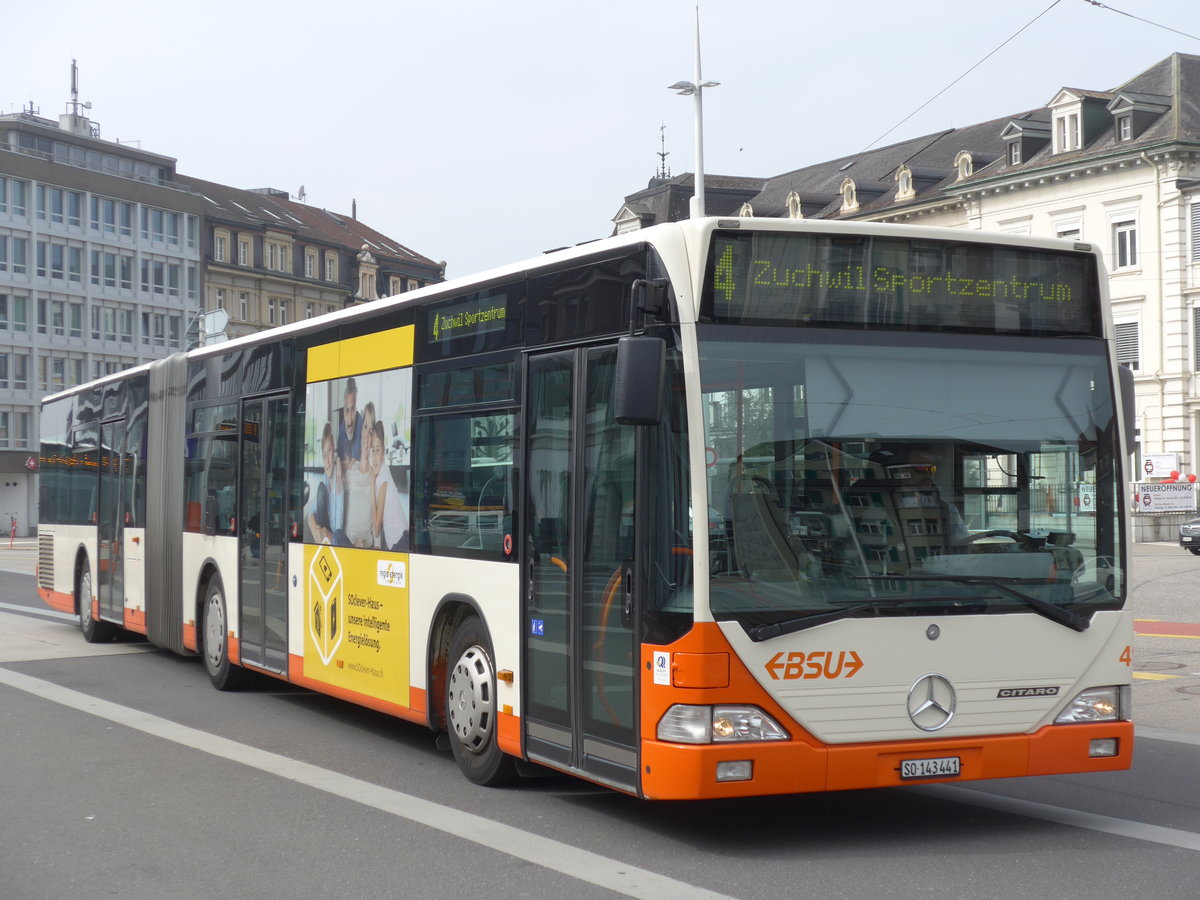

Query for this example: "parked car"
[1179,517,1200,555]
[1092,556,1117,593]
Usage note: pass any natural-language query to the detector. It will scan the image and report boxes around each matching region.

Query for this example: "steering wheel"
[955,529,1037,550]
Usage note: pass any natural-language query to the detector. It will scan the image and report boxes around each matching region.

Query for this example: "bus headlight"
[1054,686,1129,724]
[657,704,789,743]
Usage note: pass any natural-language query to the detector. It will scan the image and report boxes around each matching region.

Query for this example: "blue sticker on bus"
[531,618,544,636]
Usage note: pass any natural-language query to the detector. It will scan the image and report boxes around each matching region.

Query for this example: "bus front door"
[524,346,639,792]
[237,395,290,674]
[97,420,125,624]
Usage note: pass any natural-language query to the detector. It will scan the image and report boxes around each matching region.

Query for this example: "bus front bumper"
[638,720,1134,800]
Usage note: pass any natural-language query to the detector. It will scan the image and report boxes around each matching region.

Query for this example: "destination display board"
[416,281,524,361]
[701,231,1100,336]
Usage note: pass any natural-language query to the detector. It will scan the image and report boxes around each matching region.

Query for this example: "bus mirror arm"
[1118,365,1136,457]
[630,279,667,327]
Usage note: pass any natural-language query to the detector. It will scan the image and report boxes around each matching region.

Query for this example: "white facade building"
[616,52,1200,537]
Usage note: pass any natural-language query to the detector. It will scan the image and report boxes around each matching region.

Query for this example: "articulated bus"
[37,217,1134,799]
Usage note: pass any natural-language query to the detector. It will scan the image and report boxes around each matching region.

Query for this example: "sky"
[4,0,1199,279]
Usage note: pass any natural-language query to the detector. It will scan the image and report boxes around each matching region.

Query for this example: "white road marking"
[0,666,734,900]
[918,784,1200,852]
[0,607,151,662]
[4,609,1198,863]
[0,600,76,622]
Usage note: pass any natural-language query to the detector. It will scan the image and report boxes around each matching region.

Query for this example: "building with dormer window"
[613,52,1200,537]
[181,177,444,342]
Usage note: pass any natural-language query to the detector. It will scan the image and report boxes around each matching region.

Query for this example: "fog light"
[1089,738,1119,758]
[716,760,753,782]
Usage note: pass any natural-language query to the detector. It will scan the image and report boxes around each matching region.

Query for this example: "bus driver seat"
[729,475,816,587]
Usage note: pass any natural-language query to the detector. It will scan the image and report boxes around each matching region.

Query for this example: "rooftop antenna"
[656,123,671,180]
[669,3,718,218]
[66,59,92,117]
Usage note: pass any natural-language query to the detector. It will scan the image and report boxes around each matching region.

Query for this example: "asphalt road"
[0,540,1196,899]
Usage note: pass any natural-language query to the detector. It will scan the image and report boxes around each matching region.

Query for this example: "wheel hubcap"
[447,645,495,753]
[205,592,225,673]
[79,571,91,626]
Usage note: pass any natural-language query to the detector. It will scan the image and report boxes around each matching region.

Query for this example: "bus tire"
[202,578,250,691]
[78,564,116,644]
[446,616,517,787]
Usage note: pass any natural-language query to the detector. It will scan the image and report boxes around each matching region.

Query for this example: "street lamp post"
[669,4,718,219]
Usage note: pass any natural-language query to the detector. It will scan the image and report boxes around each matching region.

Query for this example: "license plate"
[900,756,961,779]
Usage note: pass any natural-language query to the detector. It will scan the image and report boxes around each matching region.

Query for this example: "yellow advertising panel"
[303,543,410,705]
[307,325,414,383]
[301,325,414,703]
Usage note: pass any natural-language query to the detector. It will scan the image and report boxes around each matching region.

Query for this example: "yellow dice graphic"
[309,545,344,666]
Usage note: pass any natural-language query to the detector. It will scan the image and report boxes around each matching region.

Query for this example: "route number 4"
[1119,645,1132,667]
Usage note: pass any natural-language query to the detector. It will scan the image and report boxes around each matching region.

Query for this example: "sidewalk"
[0,539,37,577]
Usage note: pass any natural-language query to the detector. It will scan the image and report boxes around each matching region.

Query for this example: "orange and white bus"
[37,217,1134,798]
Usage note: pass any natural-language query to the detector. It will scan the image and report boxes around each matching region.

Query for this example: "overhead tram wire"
[861,0,1200,157]
[1081,0,1200,43]
[855,0,1065,155]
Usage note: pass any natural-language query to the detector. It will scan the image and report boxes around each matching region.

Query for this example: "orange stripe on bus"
[498,709,522,757]
[287,655,429,727]
[123,608,147,634]
[38,586,74,614]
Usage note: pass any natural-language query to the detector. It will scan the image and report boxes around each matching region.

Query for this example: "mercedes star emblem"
[907,673,956,732]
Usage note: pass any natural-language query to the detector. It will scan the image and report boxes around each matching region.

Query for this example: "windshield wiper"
[855,575,1090,632]
[746,602,893,642]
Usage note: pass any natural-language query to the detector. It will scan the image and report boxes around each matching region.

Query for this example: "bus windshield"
[698,325,1124,636]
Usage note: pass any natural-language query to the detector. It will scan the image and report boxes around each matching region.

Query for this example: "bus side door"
[97,419,126,623]
[237,394,291,673]
[523,345,639,791]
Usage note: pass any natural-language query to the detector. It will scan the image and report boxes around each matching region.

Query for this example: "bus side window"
[413,411,516,560]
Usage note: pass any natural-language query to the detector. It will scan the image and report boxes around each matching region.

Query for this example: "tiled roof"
[617,53,1200,225]
[178,174,441,271]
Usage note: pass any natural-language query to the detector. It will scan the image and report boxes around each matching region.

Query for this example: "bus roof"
[41,217,1101,406]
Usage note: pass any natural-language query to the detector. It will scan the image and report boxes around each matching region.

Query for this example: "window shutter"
[1194,307,1200,371]
[1115,322,1139,370]
[1191,203,1200,261]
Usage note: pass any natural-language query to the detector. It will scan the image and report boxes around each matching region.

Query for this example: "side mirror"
[614,336,665,426]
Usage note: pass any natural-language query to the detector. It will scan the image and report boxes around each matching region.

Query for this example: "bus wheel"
[78,565,115,643]
[446,616,518,786]
[202,579,250,691]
